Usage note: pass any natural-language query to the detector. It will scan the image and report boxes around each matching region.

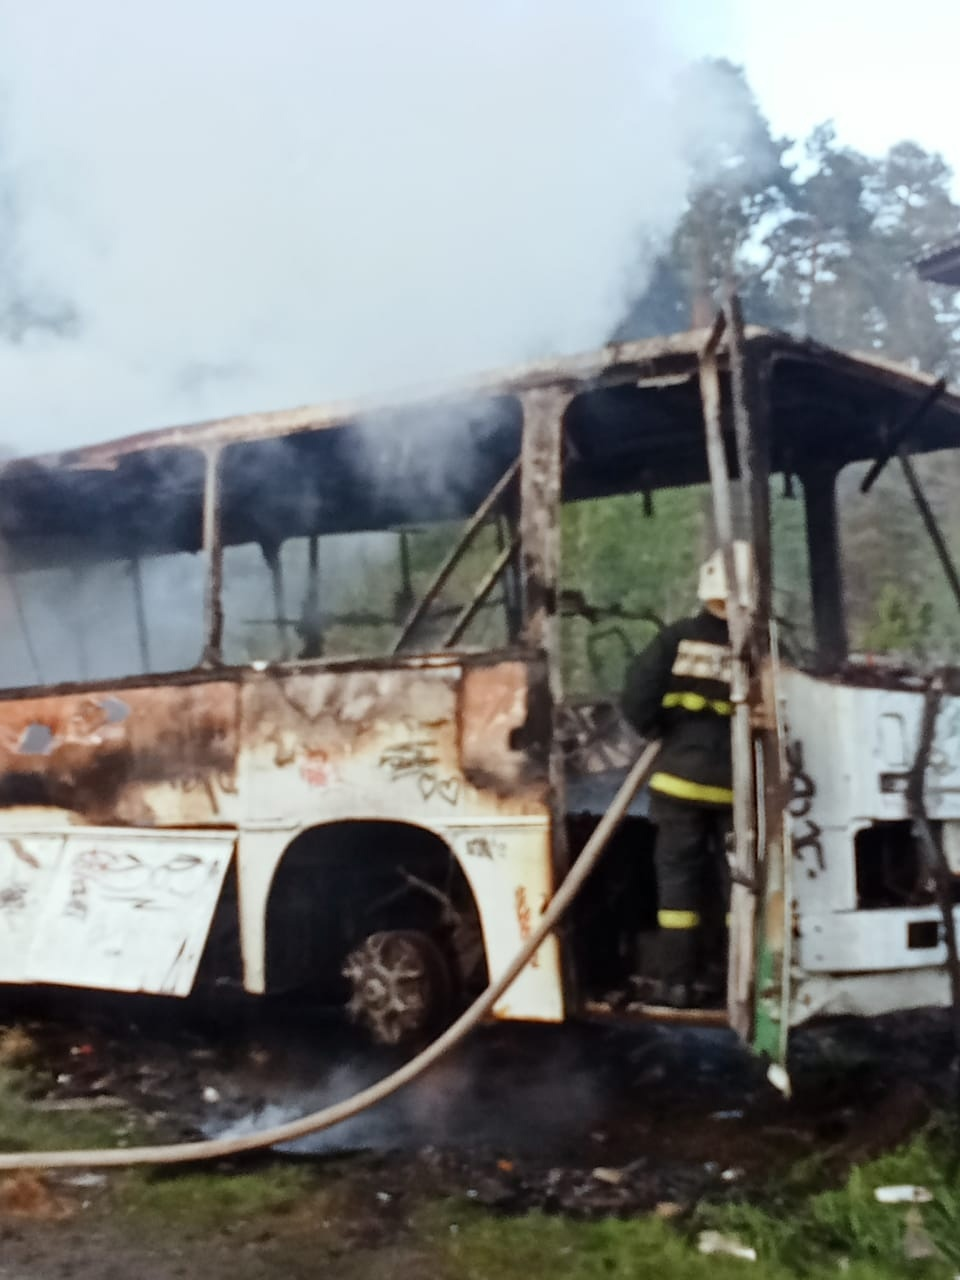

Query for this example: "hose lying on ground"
[0,740,661,1171]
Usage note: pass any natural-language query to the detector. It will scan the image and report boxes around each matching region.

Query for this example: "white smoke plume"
[0,1,754,457]
[207,1027,605,1158]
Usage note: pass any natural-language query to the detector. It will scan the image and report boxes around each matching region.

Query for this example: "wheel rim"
[342,930,448,1045]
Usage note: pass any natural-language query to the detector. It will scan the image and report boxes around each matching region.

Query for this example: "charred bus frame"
[2,303,960,1070]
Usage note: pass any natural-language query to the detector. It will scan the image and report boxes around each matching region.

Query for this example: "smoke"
[0,1,759,457]
[208,1027,605,1158]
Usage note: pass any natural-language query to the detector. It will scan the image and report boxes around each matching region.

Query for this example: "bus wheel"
[342,929,452,1046]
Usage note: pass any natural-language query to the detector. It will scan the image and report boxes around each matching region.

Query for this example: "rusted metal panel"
[234,659,564,1020]
[0,682,239,826]
[0,829,233,994]
[238,660,548,826]
[446,823,563,1023]
[0,661,564,1017]
[459,661,548,797]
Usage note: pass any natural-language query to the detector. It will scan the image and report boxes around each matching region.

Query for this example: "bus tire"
[342,929,452,1047]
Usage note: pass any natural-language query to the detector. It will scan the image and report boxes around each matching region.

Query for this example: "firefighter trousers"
[649,792,732,988]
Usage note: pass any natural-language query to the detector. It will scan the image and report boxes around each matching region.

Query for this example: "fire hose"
[0,739,661,1170]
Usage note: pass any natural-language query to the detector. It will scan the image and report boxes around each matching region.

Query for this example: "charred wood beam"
[390,458,520,654]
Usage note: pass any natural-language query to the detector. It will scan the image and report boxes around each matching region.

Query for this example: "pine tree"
[604,60,960,667]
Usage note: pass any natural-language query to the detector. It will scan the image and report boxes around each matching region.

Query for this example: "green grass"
[0,1059,329,1236]
[421,1209,764,1280]
[118,1161,319,1230]
[420,1198,954,1279]
[3,1058,960,1277]
[706,1124,960,1276]
[0,1067,140,1154]
[416,1124,960,1279]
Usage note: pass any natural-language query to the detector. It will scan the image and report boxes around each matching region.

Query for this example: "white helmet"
[697,540,755,610]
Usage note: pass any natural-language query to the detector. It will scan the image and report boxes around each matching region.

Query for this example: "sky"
[686,0,959,180]
[0,0,958,455]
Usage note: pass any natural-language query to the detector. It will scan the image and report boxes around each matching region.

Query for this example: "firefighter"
[622,542,753,1009]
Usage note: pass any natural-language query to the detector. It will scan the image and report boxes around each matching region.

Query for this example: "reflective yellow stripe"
[658,909,700,929]
[650,771,734,805]
[662,691,732,716]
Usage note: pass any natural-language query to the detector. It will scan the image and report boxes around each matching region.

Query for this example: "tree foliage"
[566,58,960,692]
[618,62,960,371]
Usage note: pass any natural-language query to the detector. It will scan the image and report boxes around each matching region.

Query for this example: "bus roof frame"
[3,325,960,578]
[26,325,960,473]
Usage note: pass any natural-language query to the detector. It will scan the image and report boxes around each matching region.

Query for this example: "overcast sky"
[0,0,957,455]
[686,0,958,180]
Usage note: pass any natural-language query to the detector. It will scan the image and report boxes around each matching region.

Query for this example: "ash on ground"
[3,989,951,1218]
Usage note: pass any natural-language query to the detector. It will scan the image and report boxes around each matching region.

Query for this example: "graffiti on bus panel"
[63,846,211,919]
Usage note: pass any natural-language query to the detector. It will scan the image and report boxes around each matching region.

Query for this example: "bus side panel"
[445,823,563,1022]
[0,834,65,980]
[236,659,565,1020]
[0,829,234,995]
[0,681,241,996]
[0,681,240,827]
[782,669,960,1025]
[237,662,549,827]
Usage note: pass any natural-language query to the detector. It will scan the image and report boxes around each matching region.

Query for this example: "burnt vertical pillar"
[519,387,575,999]
[802,465,847,669]
[518,388,571,673]
[202,447,224,665]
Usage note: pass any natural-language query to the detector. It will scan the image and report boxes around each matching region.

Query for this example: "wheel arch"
[262,818,488,998]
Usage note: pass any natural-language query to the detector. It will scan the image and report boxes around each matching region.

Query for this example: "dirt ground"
[0,992,954,1278]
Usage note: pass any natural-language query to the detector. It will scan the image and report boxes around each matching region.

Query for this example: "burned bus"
[1,301,959,1079]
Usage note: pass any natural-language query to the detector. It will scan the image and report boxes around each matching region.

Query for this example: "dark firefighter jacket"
[622,610,733,806]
